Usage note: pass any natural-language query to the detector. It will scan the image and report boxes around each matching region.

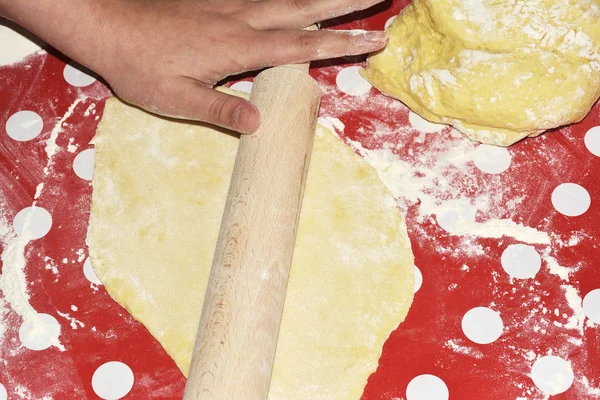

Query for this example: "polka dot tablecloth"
[1,2,599,399]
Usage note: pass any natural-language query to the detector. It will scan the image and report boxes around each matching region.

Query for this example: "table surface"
[1,1,600,399]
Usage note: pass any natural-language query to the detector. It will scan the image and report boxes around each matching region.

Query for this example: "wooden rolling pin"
[182,61,322,399]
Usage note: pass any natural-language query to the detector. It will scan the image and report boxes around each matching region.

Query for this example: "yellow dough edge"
[87,91,414,399]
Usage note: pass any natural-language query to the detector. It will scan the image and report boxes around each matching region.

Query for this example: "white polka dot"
[584,126,600,157]
[472,144,511,174]
[0,25,44,67]
[414,266,423,293]
[83,257,102,285]
[461,307,503,344]
[19,313,61,350]
[336,66,372,96]
[13,206,52,240]
[0,383,6,400]
[501,244,541,279]
[384,16,397,29]
[5,111,43,141]
[436,202,477,233]
[408,112,446,134]
[552,183,591,217]
[73,148,95,180]
[406,374,449,400]
[63,63,96,87]
[230,80,254,94]
[92,361,134,400]
[583,289,600,324]
[531,356,574,395]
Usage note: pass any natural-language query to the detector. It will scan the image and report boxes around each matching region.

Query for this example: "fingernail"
[344,29,387,41]
[233,104,261,134]
[344,30,388,55]
[362,31,388,43]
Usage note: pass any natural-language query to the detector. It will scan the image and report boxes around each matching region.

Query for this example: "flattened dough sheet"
[87,91,414,399]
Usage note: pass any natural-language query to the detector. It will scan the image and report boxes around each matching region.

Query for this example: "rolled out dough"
[363,0,600,146]
[87,92,414,399]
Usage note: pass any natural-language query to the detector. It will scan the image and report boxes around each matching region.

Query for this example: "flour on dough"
[86,92,414,399]
[363,0,600,146]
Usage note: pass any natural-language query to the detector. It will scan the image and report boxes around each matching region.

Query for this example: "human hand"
[90,0,387,133]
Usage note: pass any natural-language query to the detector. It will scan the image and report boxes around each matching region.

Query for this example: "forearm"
[0,0,122,74]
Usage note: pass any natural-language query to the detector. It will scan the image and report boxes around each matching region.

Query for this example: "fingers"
[246,0,385,30]
[146,79,261,134]
[242,29,387,68]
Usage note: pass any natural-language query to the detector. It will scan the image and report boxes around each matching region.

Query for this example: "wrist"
[79,0,146,83]
[0,0,127,81]
[54,0,126,78]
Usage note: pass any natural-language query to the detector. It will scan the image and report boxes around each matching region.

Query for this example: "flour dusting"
[444,339,484,358]
[56,310,85,330]
[0,208,64,351]
[0,99,86,351]
[580,376,600,396]
[0,226,37,319]
[341,133,551,245]
[541,249,575,281]
[45,98,85,161]
[561,285,585,334]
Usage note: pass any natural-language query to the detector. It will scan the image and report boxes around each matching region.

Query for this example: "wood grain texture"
[183,66,321,400]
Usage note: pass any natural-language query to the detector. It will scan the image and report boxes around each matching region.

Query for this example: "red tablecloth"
[1,1,599,399]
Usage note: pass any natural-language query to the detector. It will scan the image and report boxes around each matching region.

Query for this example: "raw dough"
[87,92,414,399]
[362,0,600,146]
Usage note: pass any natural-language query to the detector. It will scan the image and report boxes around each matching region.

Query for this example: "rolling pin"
[182,58,322,398]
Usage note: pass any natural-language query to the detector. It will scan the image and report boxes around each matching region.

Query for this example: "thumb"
[199,86,261,134]
[150,79,261,134]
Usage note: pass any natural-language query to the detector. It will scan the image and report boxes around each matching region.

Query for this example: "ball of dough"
[362,0,600,146]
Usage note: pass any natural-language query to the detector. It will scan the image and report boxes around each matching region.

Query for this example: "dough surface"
[87,93,414,399]
[363,0,600,146]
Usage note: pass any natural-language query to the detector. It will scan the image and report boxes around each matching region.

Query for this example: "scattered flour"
[56,311,85,330]
[0,211,12,345]
[34,183,44,200]
[444,339,484,358]
[44,256,59,278]
[83,102,96,117]
[561,285,586,334]
[0,210,64,351]
[551,232,586,248]
[541,249,575,281]
[342,135,551,245]
[0,221,39,320]
[67,138,78,153]
[76,248,86,262]
[0,297,8,347]
[13,384,32,399]
[45,98,85,161]
[579,376,600,396]
[452,218,550,244]
[0,98,85,351]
